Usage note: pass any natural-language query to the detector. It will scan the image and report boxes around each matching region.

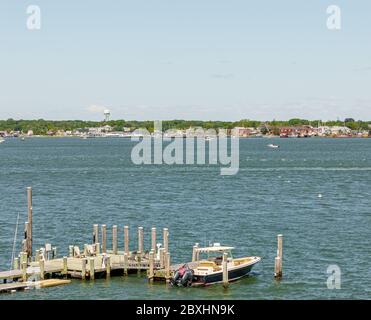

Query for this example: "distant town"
[0,114,370,139]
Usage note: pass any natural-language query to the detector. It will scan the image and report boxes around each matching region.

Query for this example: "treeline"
[0,118,370,135]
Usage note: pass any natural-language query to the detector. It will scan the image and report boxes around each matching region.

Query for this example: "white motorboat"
[267,144,279,148]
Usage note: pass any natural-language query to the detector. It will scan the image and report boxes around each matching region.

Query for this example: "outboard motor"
[171,264,194,287]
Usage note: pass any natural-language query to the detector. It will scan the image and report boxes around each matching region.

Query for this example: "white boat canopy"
[195,246,234,253]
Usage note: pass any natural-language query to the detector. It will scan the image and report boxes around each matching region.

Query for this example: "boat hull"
[191,260,259,286]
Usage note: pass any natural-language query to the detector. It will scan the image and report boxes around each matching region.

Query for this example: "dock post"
[69,245,74,257]
[222,252,228,288]
[137,251,142,275]
[159,248,165,268]
[192,243,199,262]
[39,259,45,280]
[163,228,169,253]
[21,262,27,282]
[101,225,107,254]
[62,256,68,278]
[274,234,283,279]
[165,252,171,283]
[151,228,156,254]
[13,257,19,270]
[93,224,99,244]
[81,258,87,280]
[124,226,129,255]
[112,225,118,255]
[95,242,100,255]
[35,249,40,262]
[123,252,128,276]
[149,251,154,282]
[83,244,88,256]
[27,187,33,258]
[138,227,143,255]
[89,258,95,280]
[21,252,28,265]
[106,256,111,278]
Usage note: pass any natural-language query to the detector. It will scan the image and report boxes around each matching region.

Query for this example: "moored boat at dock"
[171,245,261,287]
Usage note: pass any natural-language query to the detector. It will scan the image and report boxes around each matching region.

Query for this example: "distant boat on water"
[0,138,4,144]
[267,143,279,149]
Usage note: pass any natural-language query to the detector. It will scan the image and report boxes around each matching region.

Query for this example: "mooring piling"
[274,234,283,279]
[81,258,87,280]
[89,258,95,280]
[165,252,171,283]
[163,228,169,253]
[112,225,118,255]
[123,252,128,275]
[106,256,111,278]
[93,224,99,244]
[222,252,229,288]
[27,187,33,258]
[21,262,27,282]
[151,227,156,253]
[101,225,107,254]
[149,251,154,282]
[138,227,144,254]
[124,226,129,255]
[39,259,45,280]
[62,256,68,277]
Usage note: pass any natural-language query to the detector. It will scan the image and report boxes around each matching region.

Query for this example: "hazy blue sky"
[1,0,370,121]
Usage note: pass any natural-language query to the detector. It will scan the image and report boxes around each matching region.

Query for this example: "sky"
[0,0,370,121]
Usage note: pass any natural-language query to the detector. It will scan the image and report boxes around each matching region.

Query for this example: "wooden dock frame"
[0,221,169,285]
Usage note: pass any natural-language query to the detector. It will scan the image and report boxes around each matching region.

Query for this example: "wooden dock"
[0,187,173,291]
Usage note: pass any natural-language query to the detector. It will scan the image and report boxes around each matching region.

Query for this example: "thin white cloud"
[86,104,106,114]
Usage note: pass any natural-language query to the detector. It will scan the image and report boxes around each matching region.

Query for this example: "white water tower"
[104,109,111,122]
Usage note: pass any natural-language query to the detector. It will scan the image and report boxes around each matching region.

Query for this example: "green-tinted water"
[0,137,370,299]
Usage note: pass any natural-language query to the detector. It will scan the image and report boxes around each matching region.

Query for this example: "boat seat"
[197,261,222,272]
[233,257,252,266]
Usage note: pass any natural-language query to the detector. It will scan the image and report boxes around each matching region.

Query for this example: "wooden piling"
[81,258,87,280]
[21,252,28,265]
[222,252,228,288]
[123,252,128,276]
[112,225,118,255]
[165,252,171,282]
[89,258,95,280]
[101,225,107,254]
[95,242,100,255]
[149,251,154,282]
[138,227,144,255]
[23,222,29,256]
[274,234,283,279]
[93,224,99,244]
[163,228,169,253]
[35,249,40,262]
[62,256,68,277]
[106,256,111,278]
[21,262,27,282]
[69,245,74,257]
[27,187,33,258]
[151,227,156,253]
[13,257,19,270]
[124,226,129,255]
[137,251,142,275]
[39,259,45,280]
[159,248,165,268]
